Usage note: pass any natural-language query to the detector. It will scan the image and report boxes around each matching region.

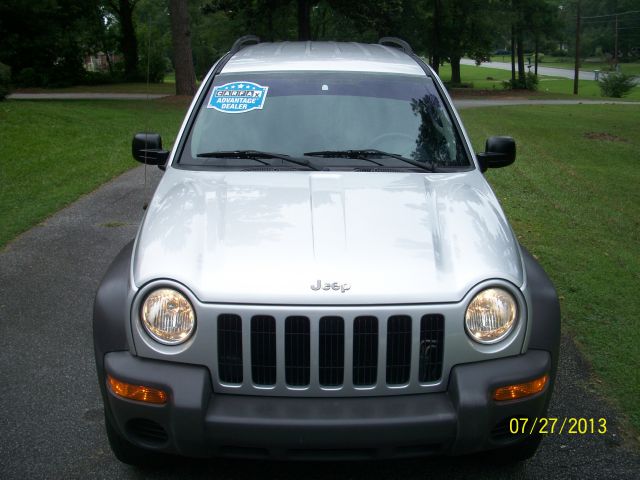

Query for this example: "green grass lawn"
[0,100,187,247]
[14,82,176,95]
[461,104,640,433]
[440,63,640,100]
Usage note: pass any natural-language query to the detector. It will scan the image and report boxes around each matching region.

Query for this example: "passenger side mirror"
[132,133,170,170]
[476,136,516,173]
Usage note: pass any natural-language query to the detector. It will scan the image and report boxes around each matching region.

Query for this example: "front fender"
[93,240,134,392]
[521,245,561,410]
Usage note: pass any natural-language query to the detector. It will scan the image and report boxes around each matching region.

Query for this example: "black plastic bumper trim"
[102,349,552,460]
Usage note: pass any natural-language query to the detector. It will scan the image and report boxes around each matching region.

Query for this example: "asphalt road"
[1,166,639,479]
[8,92,169,100]
[460,59,597,81]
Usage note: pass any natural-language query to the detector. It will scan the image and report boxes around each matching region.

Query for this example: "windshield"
[180,71,471,170]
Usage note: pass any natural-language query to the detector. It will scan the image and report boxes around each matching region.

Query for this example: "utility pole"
[573,0,581,95]
[614,14,619,68]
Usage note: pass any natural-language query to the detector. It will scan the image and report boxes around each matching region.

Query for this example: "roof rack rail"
[378,37,413,54]
[230,35,261,54]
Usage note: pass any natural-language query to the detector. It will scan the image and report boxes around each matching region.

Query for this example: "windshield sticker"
[207,81,269,113]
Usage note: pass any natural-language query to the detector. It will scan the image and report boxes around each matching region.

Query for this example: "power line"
[579,10,640,20]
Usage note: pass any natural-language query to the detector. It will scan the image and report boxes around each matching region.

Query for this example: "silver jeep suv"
[93,36,560,464]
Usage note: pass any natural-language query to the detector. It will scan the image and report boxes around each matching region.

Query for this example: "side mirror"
[476,136,516,172]
[132,133,170,170]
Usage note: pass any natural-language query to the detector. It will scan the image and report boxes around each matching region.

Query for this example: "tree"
[106,0,141,81]
[169,0,197,95]
[298,0,312,40]
[0,0,99,86]
[442,0,495,84]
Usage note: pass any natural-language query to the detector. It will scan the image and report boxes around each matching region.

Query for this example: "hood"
[133,169,523,304]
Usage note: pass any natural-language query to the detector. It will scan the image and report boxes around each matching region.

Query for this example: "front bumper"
[102,349,552,460]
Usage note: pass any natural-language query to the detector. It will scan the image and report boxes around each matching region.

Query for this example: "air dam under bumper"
[103,350,552,460]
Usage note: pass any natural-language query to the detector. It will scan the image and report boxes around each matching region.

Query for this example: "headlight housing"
[141,288,196,345]
[465,287,517,344]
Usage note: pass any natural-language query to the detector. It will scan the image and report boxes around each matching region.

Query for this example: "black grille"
[217,314,243,383]
[215,313,445,392]
[386,315,412,385]
[353,316,378,386]
[318,317,344,386]
[419,314,445,382]
[251,316,277,385]
[285,316,310,386]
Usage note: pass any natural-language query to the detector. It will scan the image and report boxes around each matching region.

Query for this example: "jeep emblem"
[310,280,351,293]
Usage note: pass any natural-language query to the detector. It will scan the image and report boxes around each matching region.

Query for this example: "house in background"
[83,52,120,72]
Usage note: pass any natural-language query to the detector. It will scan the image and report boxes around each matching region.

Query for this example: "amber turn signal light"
[493,374,548,401]
[107,375,168,404]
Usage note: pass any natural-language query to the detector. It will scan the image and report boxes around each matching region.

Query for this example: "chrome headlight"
[465,287,517,344]
[141,288,196,345]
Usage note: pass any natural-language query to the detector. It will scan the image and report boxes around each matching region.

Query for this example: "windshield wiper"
[304,149,434,172]
[197,150,319,170]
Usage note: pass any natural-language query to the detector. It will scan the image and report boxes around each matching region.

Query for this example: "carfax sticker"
[207,81,269,113]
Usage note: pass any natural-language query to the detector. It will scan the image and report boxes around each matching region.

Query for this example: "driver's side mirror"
[476,136,516,173]
[132,132,170,170]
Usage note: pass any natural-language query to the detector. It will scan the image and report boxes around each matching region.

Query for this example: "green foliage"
[135,0,172,82]
[598,73,636,98]
[0,63,11,100]
[15,68,41,87]
[0,0,101,87]
[502,72,539,91]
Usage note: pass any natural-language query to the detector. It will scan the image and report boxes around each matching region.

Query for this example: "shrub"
[502,72,538,91]
[444,81,474,89]
[16,67,41,87]
[83,71,119,86]
[140,48,168,83]
[0,63,10,100]
[599,73,636,98]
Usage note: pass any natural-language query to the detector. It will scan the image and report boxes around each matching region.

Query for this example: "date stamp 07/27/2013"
[509,417,608,435]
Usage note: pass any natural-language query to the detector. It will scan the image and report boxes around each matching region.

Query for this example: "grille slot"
[386,315,412,385]
[251,316,277,385]
[419,314,445,382]
[285,316,310,386]
[217,314,243,383]
[126,418,168,445]
[353,316,378,386]
[318,316,344,386]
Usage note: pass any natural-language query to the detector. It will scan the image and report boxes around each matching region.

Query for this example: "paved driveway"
[1,166,639,479]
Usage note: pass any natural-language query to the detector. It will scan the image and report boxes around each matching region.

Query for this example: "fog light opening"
[107,375,168,404]
[493,374,548,401]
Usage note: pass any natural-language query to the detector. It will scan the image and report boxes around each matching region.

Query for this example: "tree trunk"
[534,37,539,76]
[450,56,461,84]
[118,0,139,81]
[298,0,311,41]
[169,0,196,96]
[510,24,516,84]
[430,0,442,74]
[517,28,525,84]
